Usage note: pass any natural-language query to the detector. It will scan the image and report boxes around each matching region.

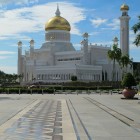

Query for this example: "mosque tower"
[119,4,130,55]
[81,33,89,65]
[17,41,22,75]
[29,39,34,58]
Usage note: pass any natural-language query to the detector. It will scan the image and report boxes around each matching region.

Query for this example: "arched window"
[102,71,104,81]
[27,73,28,81]
[105,71,108,81]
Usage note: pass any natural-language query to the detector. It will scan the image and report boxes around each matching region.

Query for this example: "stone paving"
[0,93,140,140]
[1,100,63,140]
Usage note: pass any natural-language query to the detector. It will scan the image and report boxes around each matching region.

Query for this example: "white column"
[81,33,89,65]
[50,37,55,65]
[17,41,22,76]
[119,5,130,55]
[30,39,34,58]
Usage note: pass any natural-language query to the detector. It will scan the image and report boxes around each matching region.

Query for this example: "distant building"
[18,4,131,84]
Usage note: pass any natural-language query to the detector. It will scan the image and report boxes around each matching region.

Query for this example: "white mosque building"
[18,4,130,84]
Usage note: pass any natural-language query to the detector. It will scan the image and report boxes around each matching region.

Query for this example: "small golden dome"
[45,5,71,31]
[45,16,71,31]
[120,4,129,11]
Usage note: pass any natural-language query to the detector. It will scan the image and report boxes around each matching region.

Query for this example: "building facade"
[18,4,130,84]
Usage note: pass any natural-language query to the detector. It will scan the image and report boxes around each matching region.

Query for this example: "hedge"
[0,86,113,94]
[0,88,54,94]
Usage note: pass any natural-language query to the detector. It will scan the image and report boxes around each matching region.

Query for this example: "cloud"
[0,0,38,6]
[0,51,16,60]
[107,18,120,30]
[0,51,16,54]
[0,34,31,41]
[91,41,112,47]
[73,43,81,50]
[90,18,107,27]
[0,66,17,74]
[0,56,9,59]
[0,2,85,40]
[89,32,100,36]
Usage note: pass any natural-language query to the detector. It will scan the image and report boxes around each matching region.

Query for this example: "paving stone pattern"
[1,100,63,140]
[0,94,140,140]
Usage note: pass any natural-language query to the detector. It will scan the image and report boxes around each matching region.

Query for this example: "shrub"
[9,88,19,94]
[71,76,77,81]
[121,73,136,89]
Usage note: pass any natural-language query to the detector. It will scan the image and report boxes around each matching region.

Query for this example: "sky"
[0,0,140,74]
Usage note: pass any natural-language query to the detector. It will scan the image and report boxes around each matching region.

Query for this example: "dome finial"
[55,4,60,16]
[120,3,129,11]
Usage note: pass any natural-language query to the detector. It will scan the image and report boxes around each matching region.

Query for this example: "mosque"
[17,4,131,84]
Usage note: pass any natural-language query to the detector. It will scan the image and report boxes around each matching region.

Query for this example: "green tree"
[119,55,133,77]
[121,73,136,89]
[108,44,122,81]
[71,75,77,81]
[0,70,5,85]
[0,70,21,85]
[0,70,5,76]
[132,16,140,46]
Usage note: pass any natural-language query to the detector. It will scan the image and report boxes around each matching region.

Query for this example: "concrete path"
[0,94,140,140]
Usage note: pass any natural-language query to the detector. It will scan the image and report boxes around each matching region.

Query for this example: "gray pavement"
[0,93,140,140]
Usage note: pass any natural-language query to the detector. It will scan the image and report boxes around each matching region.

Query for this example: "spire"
[55,4,60,16]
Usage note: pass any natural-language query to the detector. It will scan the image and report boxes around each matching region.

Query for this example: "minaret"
[113,37,119,45]
[81,33,89,65]
[119,4,130,55]
[29,39,34,58]
[17,41,22,75]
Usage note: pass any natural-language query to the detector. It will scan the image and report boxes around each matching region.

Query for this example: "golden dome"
[120,4,129,11]
[45,16,71,31]
[45,5,71,31]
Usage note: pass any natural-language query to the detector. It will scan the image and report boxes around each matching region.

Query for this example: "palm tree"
[108,44,122,81]
[132,16,140,46]
[0,70,5,85]
[119,55,133,78]
[12,74,19,83]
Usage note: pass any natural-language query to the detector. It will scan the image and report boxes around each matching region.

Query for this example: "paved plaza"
[0,93,140,140]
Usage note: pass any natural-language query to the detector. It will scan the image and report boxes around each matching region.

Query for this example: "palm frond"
[133,34,140,46]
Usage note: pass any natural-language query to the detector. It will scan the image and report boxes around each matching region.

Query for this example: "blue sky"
[0,0,139,74]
